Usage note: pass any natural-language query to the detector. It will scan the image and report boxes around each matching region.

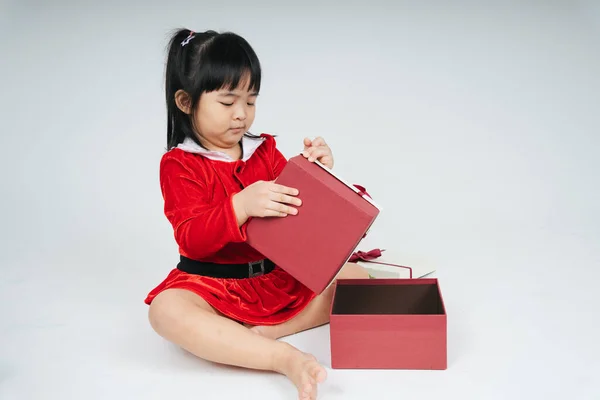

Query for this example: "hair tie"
[181,31,195,46]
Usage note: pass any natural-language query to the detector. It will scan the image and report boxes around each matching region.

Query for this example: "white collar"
[177,134,266,162]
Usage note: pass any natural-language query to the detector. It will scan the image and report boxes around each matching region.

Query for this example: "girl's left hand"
[302,137,334,169]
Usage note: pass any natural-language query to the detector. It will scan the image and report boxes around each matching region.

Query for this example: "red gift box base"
[329,278,447,370]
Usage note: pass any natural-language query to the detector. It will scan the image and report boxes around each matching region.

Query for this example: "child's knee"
[148,290,182,333]
[148,289,216,333]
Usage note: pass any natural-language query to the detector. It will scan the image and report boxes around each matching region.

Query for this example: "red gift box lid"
[246,155,381,293]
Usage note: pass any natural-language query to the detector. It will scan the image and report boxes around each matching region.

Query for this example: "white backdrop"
[1,1,599,399]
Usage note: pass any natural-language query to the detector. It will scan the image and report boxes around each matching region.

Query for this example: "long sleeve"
[160,154,246,260]
[270,137,288,178]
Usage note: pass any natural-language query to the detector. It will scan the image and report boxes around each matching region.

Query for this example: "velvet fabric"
[144,134,317,325]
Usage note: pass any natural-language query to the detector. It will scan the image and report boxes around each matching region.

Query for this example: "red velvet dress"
[144,134,317,325]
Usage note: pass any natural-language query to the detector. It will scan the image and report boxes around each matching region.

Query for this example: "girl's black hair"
[165,28,262,150]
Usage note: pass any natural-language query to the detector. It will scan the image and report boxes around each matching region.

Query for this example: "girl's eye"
[219,101,255,107]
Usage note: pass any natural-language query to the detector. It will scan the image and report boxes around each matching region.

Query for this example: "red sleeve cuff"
[227,195,247,242]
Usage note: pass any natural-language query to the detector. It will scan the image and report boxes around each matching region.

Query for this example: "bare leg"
[148,288,326,399]
[249,262,369,340]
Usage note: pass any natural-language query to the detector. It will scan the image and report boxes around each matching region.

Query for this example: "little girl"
[145,28,370,400]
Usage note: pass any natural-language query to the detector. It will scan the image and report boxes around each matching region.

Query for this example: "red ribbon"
[349,248,413,278]
[353,184,371,199]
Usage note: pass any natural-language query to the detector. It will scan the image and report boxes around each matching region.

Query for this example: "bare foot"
[275,347,327,400]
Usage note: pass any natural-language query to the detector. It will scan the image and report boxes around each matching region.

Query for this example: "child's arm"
[272,146,287,177]
[160,155,246,260]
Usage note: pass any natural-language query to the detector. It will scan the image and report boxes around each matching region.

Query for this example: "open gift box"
[246,155,447,370]
[330,278,447,369]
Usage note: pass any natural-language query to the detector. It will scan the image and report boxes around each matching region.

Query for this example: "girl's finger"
[307,148,330,162]
[262,209,289,218]
[270,191,302,206]
[270,182,299,195]
[267,201,298,216]
[303,137,313,150]
[311,137,326,147]
[302,144,325,158]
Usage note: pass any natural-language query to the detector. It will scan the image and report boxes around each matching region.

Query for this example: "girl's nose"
[234,106,247,120]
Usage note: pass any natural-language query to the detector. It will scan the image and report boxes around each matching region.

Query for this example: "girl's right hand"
[232,180,302,224]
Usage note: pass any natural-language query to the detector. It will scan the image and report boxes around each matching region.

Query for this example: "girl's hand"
[232,180,302,225]
[302,137,334,169]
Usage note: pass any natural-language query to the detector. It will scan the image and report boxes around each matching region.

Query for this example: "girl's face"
[182,76,258,155]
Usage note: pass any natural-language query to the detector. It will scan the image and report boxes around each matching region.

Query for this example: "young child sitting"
[145,28,370,400]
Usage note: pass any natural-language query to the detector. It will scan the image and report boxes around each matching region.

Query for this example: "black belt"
[177,256,276,279]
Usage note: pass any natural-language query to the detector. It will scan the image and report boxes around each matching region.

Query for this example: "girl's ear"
[175,90,193,114]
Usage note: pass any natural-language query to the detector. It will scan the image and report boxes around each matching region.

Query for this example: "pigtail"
[165,29,194,149]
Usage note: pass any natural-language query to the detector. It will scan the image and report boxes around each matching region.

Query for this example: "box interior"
[332,282,445,315]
